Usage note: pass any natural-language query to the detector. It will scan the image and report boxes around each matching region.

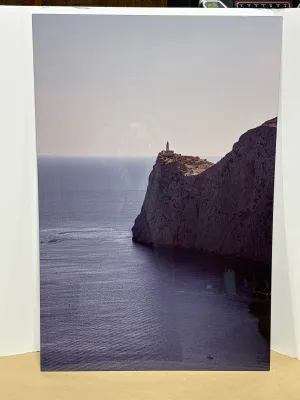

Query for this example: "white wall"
[0,6,297,360]
[0,7,40,356]
[271,10,300,359]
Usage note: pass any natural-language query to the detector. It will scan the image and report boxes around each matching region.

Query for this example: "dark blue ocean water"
[39,157,270,371]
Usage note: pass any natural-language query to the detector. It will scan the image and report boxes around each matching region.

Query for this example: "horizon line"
[37,154,224,159]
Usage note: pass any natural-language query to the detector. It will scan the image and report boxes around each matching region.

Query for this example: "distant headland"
[132,118,277,265]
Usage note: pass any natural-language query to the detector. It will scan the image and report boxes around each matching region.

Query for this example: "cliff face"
[132,118,277,265]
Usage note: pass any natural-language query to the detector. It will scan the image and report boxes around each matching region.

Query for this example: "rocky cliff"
[132,118,277,265]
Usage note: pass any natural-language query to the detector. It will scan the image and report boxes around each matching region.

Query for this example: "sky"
[33,14,282,158]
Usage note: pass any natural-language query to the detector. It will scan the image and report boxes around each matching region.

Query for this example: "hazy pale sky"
[33,14,282,158]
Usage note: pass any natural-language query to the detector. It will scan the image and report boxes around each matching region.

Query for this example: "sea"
[39,157,270,371]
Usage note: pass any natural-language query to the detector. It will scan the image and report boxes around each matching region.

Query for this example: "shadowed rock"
[132,118,277,265]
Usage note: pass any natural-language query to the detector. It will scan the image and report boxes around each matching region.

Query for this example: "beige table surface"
[0,351,299,399]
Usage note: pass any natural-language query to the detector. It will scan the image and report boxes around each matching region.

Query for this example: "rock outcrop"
[132,118,277,265]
